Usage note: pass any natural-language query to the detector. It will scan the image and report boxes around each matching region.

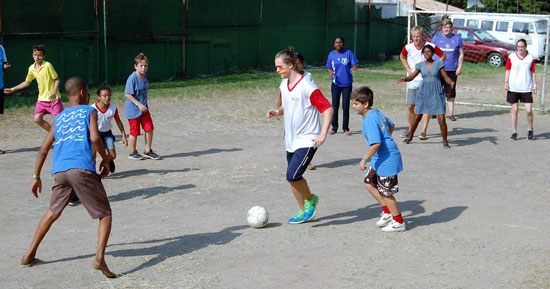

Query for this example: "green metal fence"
[0,0,407,90]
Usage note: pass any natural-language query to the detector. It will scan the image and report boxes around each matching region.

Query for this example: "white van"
[449,14,549,61]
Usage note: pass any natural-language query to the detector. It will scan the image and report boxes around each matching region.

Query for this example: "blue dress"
[414,61,446,115]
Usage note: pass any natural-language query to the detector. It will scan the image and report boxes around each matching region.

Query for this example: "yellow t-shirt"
[25,61,61,102]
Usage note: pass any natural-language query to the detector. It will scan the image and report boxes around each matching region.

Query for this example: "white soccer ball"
[247,206,269,228]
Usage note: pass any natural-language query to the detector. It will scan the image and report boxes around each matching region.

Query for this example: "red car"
[426,27,515,66]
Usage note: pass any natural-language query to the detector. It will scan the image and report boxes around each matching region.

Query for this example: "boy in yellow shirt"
[5,45,62,132]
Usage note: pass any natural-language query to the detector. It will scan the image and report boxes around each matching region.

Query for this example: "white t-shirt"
[280,75,331,152]
[506,52,535,93]
[401,42,443,89]
[91,103,120,132]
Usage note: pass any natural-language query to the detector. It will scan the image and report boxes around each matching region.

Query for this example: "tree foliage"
[435,0,550,14]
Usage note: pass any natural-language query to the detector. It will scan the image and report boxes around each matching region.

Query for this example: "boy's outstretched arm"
[31,123,56,198]
[359,143,381,171]
[312,107,334,148]
[5,81,31,94]
[90,111,110,178]
[114,117,128,146]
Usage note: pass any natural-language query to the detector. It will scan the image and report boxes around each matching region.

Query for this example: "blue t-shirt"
[362,109,403,177]
[325,49,359,87]
[50,105,96,174]
[432,32,462,71]
[124,71,149,119]
[0,45,7,88]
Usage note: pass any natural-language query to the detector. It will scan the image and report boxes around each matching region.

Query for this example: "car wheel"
[487,52,504,66]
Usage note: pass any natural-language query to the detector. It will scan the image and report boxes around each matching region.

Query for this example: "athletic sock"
[393,214,404,224]
[382,206,390,214]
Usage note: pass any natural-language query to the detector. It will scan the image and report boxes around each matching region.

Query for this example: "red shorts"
[35,98,64,115]
[128,111,154,136]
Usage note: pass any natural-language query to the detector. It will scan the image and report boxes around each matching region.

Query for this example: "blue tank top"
[50,105,96,174]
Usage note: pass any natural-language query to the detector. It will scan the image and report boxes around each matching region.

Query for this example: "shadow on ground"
[312,200,467,231]
[108,184,196,202]
[108,168,199,179]
[42,225,253,276]
[162,148,243,159]
[455,109,508,119]
[316,158,362,169]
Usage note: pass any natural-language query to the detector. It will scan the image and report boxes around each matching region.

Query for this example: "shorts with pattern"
[364,166,399,197]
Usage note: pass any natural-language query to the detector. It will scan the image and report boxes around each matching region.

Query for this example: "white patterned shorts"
[364,166,399,197]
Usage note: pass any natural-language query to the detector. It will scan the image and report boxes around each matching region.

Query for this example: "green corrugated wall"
[0,0,406,90]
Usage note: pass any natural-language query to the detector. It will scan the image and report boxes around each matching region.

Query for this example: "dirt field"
[1,74,550,288]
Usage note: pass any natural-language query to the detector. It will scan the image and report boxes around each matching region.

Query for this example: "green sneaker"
[303,194,319,222]
[288,210,305,224]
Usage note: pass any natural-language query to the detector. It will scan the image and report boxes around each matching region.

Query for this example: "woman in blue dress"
[398,45,455,149]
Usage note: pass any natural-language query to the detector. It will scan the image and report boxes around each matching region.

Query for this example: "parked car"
[426,27,515,66]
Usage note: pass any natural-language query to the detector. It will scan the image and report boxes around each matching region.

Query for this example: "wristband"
[362,158,368,162]
[135,100,140,105]
[33,175,40,179]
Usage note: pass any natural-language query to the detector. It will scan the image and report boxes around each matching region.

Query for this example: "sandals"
[418,133,427,140]
[443,143,451,149]
[402,138,412,144]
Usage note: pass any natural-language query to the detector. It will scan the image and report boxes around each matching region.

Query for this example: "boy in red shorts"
[22,77,116,278]
[124,53,160,160]
[5,45,63,132]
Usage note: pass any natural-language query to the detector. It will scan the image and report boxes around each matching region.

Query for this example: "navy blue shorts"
[286,147,317,182]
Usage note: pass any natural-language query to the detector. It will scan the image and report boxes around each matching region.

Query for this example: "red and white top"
[401,42,444,89]
[506,52,535,93]
[280,75,331,152]
[91,103,120,132]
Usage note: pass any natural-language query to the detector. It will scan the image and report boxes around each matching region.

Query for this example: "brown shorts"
[507,91,533,104]
[51,169,112,219]
[364,166,399,197]
[443,71,457,98]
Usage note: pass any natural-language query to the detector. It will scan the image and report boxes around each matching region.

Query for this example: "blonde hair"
[134,52,149,65]
[411,26,423,35]
[441,18,453,27]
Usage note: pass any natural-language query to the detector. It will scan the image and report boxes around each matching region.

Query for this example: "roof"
[401,0,464,12]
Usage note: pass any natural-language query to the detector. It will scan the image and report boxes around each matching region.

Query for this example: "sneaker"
[128,151,144,160]
[381,220,406,232]
[418,133,427,140]
[0,149,5,155]
[303,194,319,222]
[109,160,115,173]
[344,130,352,136]
[376,212,392,227]
[528,130,534,140]
[328,130,337,135]
[68,195,81,206]
[509,133,517,141]
[448,115,457,121]
[399,131,409,138]
[288,210,305,224]
[143,150,161,160]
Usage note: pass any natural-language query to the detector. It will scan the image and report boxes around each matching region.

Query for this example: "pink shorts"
[128,111,154,136]
[35,98,64,115]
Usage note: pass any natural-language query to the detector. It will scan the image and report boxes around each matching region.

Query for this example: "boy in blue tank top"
[21,77,116,278]
[351,86,406,232]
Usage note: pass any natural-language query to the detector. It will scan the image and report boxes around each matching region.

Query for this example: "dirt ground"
[1,82,550,288]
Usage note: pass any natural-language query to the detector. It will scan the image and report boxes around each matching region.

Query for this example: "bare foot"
[307,163,315,170]
[93,259,116,278]
[21,254,37,267]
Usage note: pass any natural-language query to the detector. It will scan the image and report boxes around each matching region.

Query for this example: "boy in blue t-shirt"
[124,53,160,160]
[351,86,406,232]
[22,77,116,278]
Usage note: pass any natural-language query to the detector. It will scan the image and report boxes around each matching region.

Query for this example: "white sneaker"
[381,220,406,232]
[376,212,392,227]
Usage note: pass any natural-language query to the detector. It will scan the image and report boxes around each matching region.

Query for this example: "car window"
[473,30,497,42]
[481,20,493,31]
[512,22,529,33]
[466,19,479,28]
[454,19,464,27]
[536,21,547,35]
[457,30,475,42]
[529,23,535,34]
[496,21,508,32]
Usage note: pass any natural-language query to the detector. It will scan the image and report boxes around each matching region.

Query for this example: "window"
[495,21,508,32]
[512,22,529,33]
[454,19,464,27]
[536,21,547,35]
[466,19,479,28]
[457,30,476,42]
[481,20,493,31]
[529,23,535,34]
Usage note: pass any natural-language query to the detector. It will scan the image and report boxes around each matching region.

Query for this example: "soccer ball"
[247,206,269,228]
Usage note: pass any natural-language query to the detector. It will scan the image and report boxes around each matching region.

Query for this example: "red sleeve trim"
[401,46,408,57]
[279,91,282,103]
[505,58,512,70]
[114,108,120,119]
[531,60,536,72]
[434,45,444,57]
[310,89,332,113]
